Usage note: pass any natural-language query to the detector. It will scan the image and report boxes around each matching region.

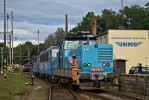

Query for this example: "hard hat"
[72,54,76,57]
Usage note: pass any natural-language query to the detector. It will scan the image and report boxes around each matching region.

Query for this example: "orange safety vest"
[72,58,78,71]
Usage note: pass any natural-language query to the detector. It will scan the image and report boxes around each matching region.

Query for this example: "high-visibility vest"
[72,59,78,71]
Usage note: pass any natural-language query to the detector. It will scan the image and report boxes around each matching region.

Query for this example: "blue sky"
[0,0,148,47]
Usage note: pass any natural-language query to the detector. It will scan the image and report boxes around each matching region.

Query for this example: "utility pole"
[121,0,124,27]
[11,11,14,75]
[0,48,0,74]
[3,0,7,80]
[27,47,30,69]
[6,14,9,71]
[28,47,30,60]
[20,44,22,74]
[6,14,9,47]
[9,31,11,73]
[37,30,39,54]
[7,14,11,70]
[0,48,3,74]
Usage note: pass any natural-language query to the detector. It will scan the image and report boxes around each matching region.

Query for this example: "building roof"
[95,29,149,38]
[95,31,108,37]
[114,59,128,61]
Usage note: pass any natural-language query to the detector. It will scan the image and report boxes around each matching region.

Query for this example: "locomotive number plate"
[90,68,103,72]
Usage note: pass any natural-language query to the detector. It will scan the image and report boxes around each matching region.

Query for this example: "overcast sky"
[0,0,148,47]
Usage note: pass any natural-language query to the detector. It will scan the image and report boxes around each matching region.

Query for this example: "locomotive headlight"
[94,44,98,48]
[107,63,110,67]
[87,63,91,67]
[83,63,87,67]
[102,63,106,67]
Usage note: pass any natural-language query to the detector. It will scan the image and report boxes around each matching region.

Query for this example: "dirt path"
[20,74,49,100]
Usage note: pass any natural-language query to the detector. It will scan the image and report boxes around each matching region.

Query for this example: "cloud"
[0,0,148,47]
[13,21,75,40]
[0,20,75,47]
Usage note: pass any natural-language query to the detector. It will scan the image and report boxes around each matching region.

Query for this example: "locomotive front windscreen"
[64,40,97,50]
[64,41,79,49]
[52,49,59,58]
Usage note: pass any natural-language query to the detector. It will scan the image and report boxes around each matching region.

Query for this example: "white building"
[96,30,149,74]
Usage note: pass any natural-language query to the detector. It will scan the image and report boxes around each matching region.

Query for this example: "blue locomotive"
[52,34,114,89]
[32,33,114,89]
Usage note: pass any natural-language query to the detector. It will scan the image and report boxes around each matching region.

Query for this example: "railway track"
[100,89,144,100]
[78,89,144,100]
[49,83,80,100]
[39,76,145,100]
[48,83,144,100]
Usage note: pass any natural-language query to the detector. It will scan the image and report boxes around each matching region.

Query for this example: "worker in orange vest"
[72,54,78,81]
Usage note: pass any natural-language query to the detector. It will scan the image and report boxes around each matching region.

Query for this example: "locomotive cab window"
[82,40,97,45]
[64,39,97,50]
[64,40,79,49]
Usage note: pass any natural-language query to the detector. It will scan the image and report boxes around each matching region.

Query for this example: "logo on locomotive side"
[115,42,143,47]
[84,48,89,51]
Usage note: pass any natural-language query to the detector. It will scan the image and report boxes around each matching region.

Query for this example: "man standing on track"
[72,54,78,82]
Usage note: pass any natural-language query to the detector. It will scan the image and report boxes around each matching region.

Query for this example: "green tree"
[13,41,44,64]
[71,12,95,33]
[54,28,66,44]
[100,9,119,31]
[71,10,119,34]
[120,5,149,29]
[0,42,4,47]
[44,34,55,49]
[145,2,149,7]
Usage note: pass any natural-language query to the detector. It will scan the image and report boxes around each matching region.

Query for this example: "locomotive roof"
[39,46,58,55]
[45,46,58,51]
[63,34,96,41]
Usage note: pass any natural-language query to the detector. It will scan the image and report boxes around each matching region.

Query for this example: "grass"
[0,72,30,100]
[113,78,118,85]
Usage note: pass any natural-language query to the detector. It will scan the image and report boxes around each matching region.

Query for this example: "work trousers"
[72,70,78,81]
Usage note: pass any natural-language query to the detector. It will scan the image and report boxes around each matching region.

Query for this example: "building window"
[100,38,102,44]
[104,36,107,44]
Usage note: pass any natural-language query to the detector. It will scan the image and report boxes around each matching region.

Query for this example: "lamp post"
[37,30,39,54]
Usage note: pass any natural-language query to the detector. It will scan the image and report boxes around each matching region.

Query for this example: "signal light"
[107,63,110,67]
[102,63,110,67]
[83,63,87,67]
[102,63,106,67]
[88,63,91,67]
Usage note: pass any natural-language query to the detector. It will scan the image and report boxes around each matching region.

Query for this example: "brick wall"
[118,74,149,99]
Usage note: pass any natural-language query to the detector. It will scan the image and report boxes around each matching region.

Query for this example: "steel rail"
[49,83,81,100]
[100,89,144,100]
[68,87,81,100]
[49,82,52,100]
